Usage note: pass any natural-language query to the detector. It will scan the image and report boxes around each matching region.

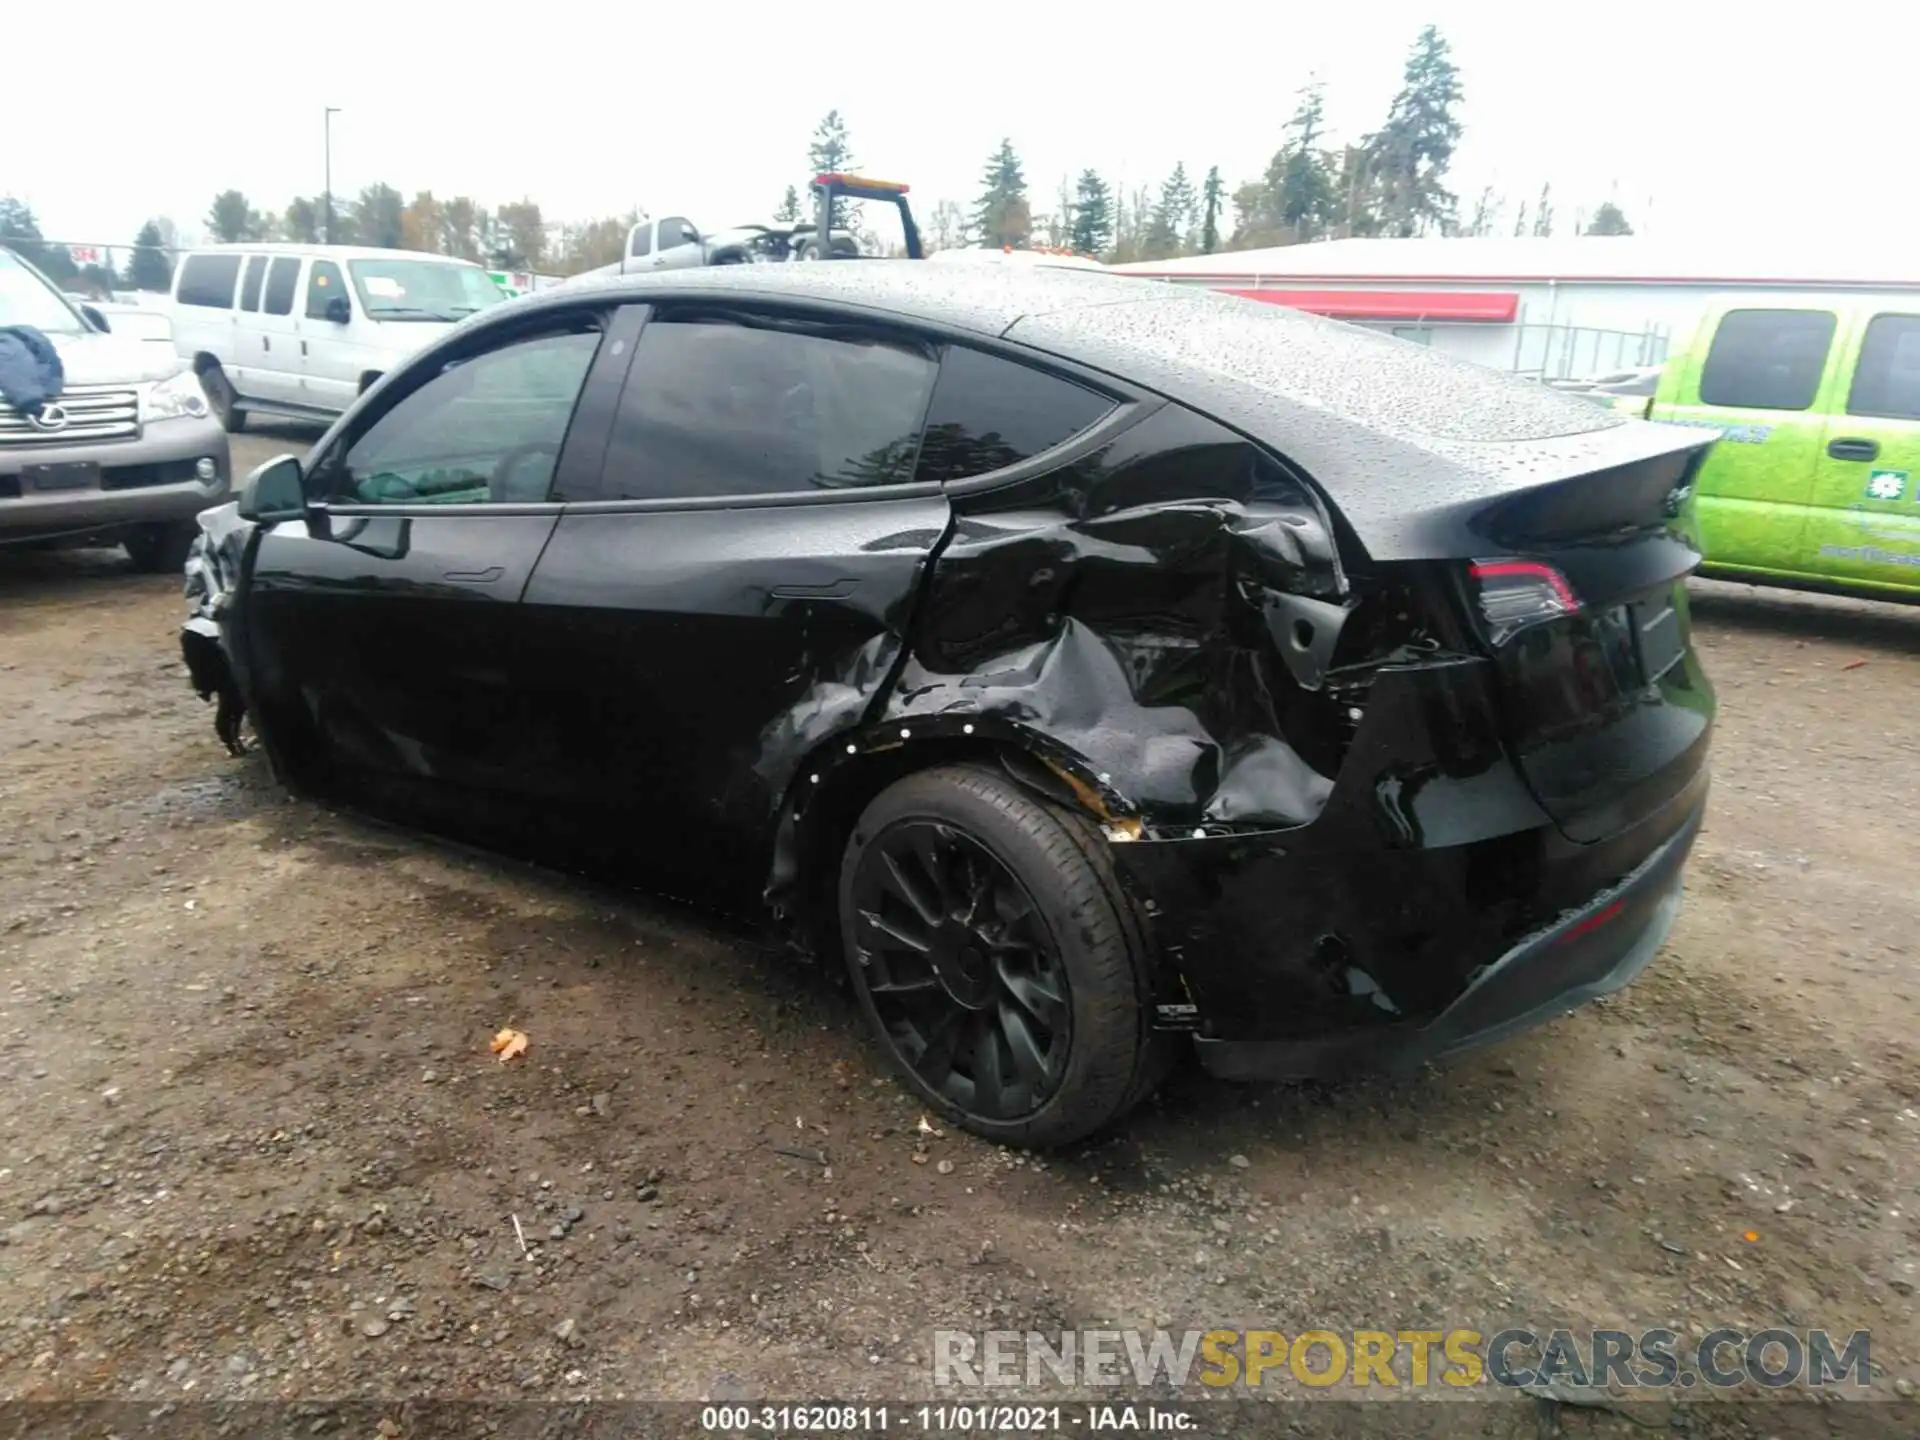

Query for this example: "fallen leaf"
[491,1028,529,1063]
[1742,1230,1760,1243]
[1842,659,1868,671]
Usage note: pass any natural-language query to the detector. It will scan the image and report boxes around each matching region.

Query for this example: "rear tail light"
[1468,559,1578,643]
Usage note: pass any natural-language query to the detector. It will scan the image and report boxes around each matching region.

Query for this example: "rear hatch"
[1453,445,1716,843]
[1003,289,1718,844]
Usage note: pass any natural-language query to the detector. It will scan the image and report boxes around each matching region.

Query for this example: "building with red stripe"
[1110,237,1920,380]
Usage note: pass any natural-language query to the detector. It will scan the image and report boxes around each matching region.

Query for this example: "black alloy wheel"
[839,764,1166,1147]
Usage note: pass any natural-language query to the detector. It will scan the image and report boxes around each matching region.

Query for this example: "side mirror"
[324,295,351,324]
[80,303,110,332]
[237,454,308,523]
[678,224,700,245]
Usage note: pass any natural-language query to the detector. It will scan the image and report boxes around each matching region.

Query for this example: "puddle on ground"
[129,773,258,823]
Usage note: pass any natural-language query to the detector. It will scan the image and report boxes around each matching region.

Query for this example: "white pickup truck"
[566,174,921,285]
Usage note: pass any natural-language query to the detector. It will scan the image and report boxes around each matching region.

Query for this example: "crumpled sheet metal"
[768,405,1358,863]
[181,502,257,756]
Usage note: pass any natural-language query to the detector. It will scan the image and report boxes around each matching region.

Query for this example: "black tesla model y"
[181,264,1716,1146]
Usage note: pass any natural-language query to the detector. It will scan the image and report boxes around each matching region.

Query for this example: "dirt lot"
[2,427,1917,1435]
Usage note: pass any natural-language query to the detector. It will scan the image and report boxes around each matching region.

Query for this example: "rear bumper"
[0,418,230,543]
[1190,796,1700,1081]
[1105,649,1712,1079]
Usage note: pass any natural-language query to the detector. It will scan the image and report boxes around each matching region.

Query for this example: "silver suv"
[1,246,229,571]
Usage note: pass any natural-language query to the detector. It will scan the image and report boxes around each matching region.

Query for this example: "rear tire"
[838,762,1162,1148]
[200,362,246,433]
[124,521,197,574]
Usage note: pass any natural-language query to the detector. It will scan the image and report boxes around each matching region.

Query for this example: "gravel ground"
[1,427,1916,1437]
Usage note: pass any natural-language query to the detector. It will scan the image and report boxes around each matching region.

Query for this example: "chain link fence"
[1358,319,1670,382]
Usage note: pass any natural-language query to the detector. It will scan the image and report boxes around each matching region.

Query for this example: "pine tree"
[356,184,408,251]
[1466,186,1498,237]
[125,220,172,291]
[974,139,1030,249]
[1144,163,1196,259]
[1585,200,1633,235]
[774,186,802,224]
[0,197,57,275]
[1069,170,1114,257]
[807,110,859,230]
[1532,182,1555,237]
[283,198,320,244]
[1272,82,1340,241]
[1199,167,1224,254]
[205,190,265,243]
[1365,25,1465,237]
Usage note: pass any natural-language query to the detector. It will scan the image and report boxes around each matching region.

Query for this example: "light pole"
[323,107,341,244]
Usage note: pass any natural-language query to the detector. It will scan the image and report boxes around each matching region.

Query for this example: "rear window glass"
[176,254,241,309]
[913,346,1114,485]
[1846,314,1920,422]
[238,256,266,312]
[263,257,300,316]
[602,315,938,500]
[1698,309,1835,412]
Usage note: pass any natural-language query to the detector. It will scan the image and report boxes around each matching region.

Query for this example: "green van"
[1648,296,1920,601]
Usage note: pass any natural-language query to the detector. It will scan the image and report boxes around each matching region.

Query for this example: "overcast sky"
[13,2,1910,251]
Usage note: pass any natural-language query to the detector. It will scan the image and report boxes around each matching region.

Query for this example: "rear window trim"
[565,395,1154,514]
[569,301,1147,508]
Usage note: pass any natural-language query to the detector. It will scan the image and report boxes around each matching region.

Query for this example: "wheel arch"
[766,715,1144,959]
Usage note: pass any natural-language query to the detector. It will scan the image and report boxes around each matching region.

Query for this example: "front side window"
[1698,309,1836,412]
[176,253,242,310]
[327,328,601,506]
[306,260,347,320]
[1846,314,1920,422]
[263,256,300,316]
[601,313,938,500]
[913,345,1114,485]
[347,258,504,322]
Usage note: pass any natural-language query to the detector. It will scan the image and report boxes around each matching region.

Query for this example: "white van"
[168,244,507,431]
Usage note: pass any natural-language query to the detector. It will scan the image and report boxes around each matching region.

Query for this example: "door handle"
[443,566,505,584]
[300,340,308,357]
[262,337,270,351]
[1827,436,1880,461]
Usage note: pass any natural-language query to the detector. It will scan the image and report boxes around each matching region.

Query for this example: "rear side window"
[263,257,300,316]
[1698,309,1835,411]
[1846,314,1920,422]
[176,254,241,309]
[913,346,1114,485]
[601,314,938,500]
[238,256,267,312]
[629,226,651,258]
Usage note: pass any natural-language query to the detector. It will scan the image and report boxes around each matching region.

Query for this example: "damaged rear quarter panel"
[883,402,1355,831]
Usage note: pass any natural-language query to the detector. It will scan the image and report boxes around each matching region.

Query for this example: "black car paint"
[184,264,1718,1079]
